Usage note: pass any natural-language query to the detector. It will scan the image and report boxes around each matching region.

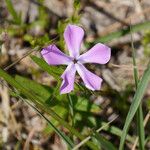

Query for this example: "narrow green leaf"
[0,70,74,148]
[15,75,69,137]
[15,75,53,101]
[15,75,99,115]
[15,75,66,108]
[130,24,145,150]
[43,106,67,135]
[136,105,145,150]
[93,133,117,150]
[0,68,99,150]
[31,55,63,81]
[22,98,74,148]
[68,94,75,127]
[74,111,134,144]
[72,116,118,150]
[5,0,21,24]
[119,63,150,150]
[71,94,101,113]
[93,21,150,44]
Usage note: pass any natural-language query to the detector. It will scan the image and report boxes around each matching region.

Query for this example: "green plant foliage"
[142,31,150,57]
[119,63,150,150]
[23,34,50,48]
[5,0,22,25]
[26,0,49,34]
[73,112,134,144]
[56,21,67,50]
[71,0,81,23]
[31,55,63,81]
[14,75,102,135]
[37,0,49,29]
[93,21,150,44]
[92,132,117,150]
[146,98,150,110]
[15,75,53,102]
[70,94,101,113]
[131,25,145,150]
[0,68,99,150]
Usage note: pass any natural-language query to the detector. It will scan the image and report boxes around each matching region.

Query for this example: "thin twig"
[4,47,39,71]
[3,35,59,71]
[23,128,35,150]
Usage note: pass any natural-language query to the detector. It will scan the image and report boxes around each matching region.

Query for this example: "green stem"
[67,94,74,127]
[136,105,145,150]
[95,21,150,44]
[131,25,145,150]
[119,61,150,150]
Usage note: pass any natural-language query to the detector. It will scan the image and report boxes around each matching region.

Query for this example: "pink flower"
[41,25,111,94]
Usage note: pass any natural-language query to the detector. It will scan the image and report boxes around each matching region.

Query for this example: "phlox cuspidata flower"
[41,25,111,94]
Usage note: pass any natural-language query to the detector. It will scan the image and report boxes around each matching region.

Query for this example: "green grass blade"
[31,55,63,81]
[0,68,99,150]
[119,63,150,150]
[130,24,145,150]
[103,124,134,143]
[93,133,117,150]
[5,0,21,25]
[67,94,75,127]
[93,21,150,44]
[15,75,69,134]
[72,116,118,150]
[19,96,74,148]
[15,75,53,100]
[0,71,74,148]
[136,105,145,150]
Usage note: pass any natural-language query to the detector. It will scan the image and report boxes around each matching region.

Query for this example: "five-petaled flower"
[41,25,111,94]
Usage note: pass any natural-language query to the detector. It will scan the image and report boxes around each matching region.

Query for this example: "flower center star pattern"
[41,25,111,94]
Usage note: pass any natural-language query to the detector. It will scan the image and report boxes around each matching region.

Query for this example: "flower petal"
[75,63,102,91]
[64,24,84,58]
[60,63,76,94]
[41,44,72,65]
[78,43,111,64]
